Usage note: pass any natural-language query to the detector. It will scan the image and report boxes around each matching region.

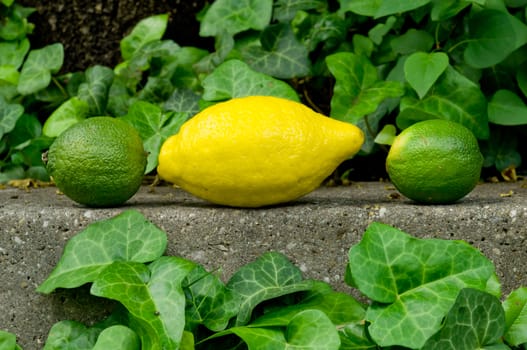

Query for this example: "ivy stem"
[434,23,441,50]
[303,85,324,114]
[52,76,68,98]
[447,39,474,54]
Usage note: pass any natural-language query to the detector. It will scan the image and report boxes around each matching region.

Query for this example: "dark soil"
[18,0,213,72]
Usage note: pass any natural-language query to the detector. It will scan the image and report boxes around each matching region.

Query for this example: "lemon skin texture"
[386,119,483,204]
[46,117,147,207]
[158,95,364,207]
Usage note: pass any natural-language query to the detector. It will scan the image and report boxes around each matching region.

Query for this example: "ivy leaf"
[374,124,397,146]
[163,89,200,115]
[227,252,314,326]
[480,127,522,171]
[121,40,183,104]
[326,52,404,124]
[503,287,527,346]
[337,0,379,16]
[120,14,168,61]
[137,77,175,105]
[0,4,34,41]
[92,325,140,350]
[167,47,208,91]
[0,165,24,184]
[517,67,527,98]
[77,65,114,116]
[348,222,496,349]
[127,40,180,73]
[249,281,365,327]
[368,16,396,45]
[339,323,377,349]
[404,52,449,99]
[423,288,506,349]
[41,97,90,138]
[121,101,191,173]
[201,59,299,103]
[37,210,167,294]
[352,34,374,57]
[24,165,50,182]
[339,0,431,18]
[0,97,24,139]
[0,38,30,69]
[0,330,19,350]
[106,77,134,117]
[465,9,527,68]
[17,43,64,95]
[43,308,132,349]
[199,0,273,37]
[237,23,311,79]
[291,12,347,53]
[397,66,489,139]
[508,7,527,49]
[229,310,341,350]
[352,98,397,154]
[180,331,195,350]
[273,0,327,22]
[375,0,431,18]
[506,0,527,7]
[43,320,100,350]
[430,0,474,21]
[193,34,235,75]
[6,113,41,148]
[90,257,196,350]
[488,90,527,125]
[390,29,434,55]
[0,66,20,101]
[184,265,240,332]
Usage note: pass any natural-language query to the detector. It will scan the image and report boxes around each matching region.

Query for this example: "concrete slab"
[1,182,527,349]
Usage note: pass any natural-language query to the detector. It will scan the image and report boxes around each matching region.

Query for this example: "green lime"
[386,119,483,204]
[46,117,147,207]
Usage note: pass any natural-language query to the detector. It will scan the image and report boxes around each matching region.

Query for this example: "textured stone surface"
[1,182,527,348]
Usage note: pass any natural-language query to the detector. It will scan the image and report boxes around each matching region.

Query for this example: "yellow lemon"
[157,95,364,207]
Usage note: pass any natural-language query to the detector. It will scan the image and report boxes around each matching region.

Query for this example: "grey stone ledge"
[1,182,526,349]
